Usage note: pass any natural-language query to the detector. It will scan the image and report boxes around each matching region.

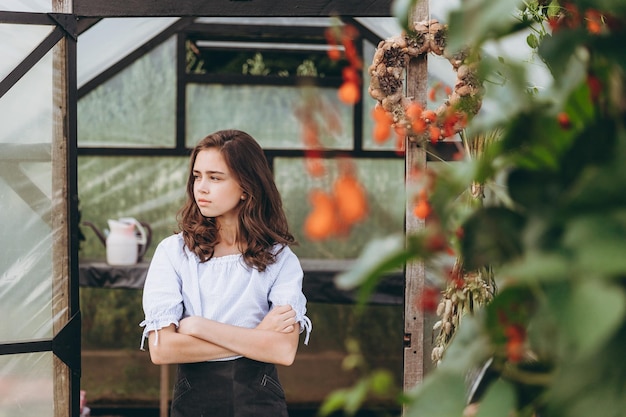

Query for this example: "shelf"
[79,259,404,305]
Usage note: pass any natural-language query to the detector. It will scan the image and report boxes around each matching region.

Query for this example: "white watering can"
[83,217,151,266]
[105,218,149,265]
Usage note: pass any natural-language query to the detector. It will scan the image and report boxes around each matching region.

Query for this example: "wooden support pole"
[160,365,170,417]
[52,3,74,417]
[403,0,429,397]
[52,31,71,417]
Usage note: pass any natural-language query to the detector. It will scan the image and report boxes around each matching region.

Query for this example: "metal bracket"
[48,13,78,40]
[53,311,82,377]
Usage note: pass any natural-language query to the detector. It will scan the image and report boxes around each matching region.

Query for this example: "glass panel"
[187,45,341,77]
[0,352,54,417]
[355,17,402,40]
[0,44,52,144]
[80,286,158,403]
[194,17,332,26]
[0,0,52,13]
[77,36,177,148]
[275,157,404,259]
[78,156,187,262]
[78,18,179,88]
[0,48,54,342]
[0,24,53,82]
[186,84,353,150]
[362,39,396,151]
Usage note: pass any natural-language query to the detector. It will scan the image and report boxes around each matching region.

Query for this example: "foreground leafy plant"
[325,1,626,416]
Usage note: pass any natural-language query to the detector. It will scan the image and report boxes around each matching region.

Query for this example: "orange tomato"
[405,102,423,120]
[327,47,341,61]
[413,198,431,220]
[411,118,427,134]
[304,190,337,240]
[338,81,360,104]
[422,110,437,123]
[342,66,360,83]
[333,174,368,224]
[557,112,572,130]
[373,122,391,143]
[372,105,393,123]
[429,126,441,144]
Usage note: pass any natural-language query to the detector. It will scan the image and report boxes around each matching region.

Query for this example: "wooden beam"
[403,0,429,398]
[52,32,71,417]
[52,2,78,417]
[73,0,392,18]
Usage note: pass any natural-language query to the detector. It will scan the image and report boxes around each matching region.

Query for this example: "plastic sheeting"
[1,16,68,417]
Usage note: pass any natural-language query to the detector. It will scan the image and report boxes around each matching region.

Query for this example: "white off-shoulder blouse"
[139,233,311,358]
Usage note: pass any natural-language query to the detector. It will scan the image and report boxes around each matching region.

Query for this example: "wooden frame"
[73,0,393,17]
[0,4,80,417]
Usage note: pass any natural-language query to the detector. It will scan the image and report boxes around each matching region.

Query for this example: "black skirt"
[170,357,289,417]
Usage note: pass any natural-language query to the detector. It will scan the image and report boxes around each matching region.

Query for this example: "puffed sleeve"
[267,246,312,344]
[139,236,184,350]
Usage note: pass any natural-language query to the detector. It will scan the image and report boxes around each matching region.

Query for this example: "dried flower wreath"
[368,19,483,144]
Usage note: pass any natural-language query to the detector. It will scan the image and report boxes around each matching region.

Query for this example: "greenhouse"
[2,1,626,417]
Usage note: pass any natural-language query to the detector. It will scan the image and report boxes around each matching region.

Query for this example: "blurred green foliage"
[329,0,626,416]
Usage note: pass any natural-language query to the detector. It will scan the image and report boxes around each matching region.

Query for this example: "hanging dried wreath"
[368,19,483,143]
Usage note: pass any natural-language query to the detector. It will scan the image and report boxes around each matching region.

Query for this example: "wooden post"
[52,3,73,417]
[160,365,169,417]
[403,0,429,397]
[52,38,71,417]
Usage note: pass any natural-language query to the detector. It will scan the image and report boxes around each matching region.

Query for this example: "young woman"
[140,129,311,417]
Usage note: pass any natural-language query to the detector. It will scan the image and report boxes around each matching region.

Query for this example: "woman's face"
[192,148,244,222]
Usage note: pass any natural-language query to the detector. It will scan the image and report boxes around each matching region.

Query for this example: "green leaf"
[470,56,533,132]
[500,251,569,284]
[538,30,588,90]
[335,234,411,307]
[552,281,626,357]
[439,315,492,372]
[335,234,407,290]
[391,0,418,33]
[546,318,626,417]
[369,369,396,395]
[404,370,468,417]
[343,379,370,415]
[447,0,526,53]
[475,378,517,417]
[563,213,626,276]
[507,169,561,208]
[461,207,526,270]
[318,390,349,416]
[526,33,539,49]
[565,126,626,211]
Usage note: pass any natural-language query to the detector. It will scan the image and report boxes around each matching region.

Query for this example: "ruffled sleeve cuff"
[299,315,313,345]
[139,316,180,351]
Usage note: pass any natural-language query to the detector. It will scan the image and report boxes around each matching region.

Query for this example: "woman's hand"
[178,316,204,337]
[256,305,297,333]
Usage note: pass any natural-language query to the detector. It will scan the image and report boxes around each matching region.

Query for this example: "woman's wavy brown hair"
[178,129,295,271]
